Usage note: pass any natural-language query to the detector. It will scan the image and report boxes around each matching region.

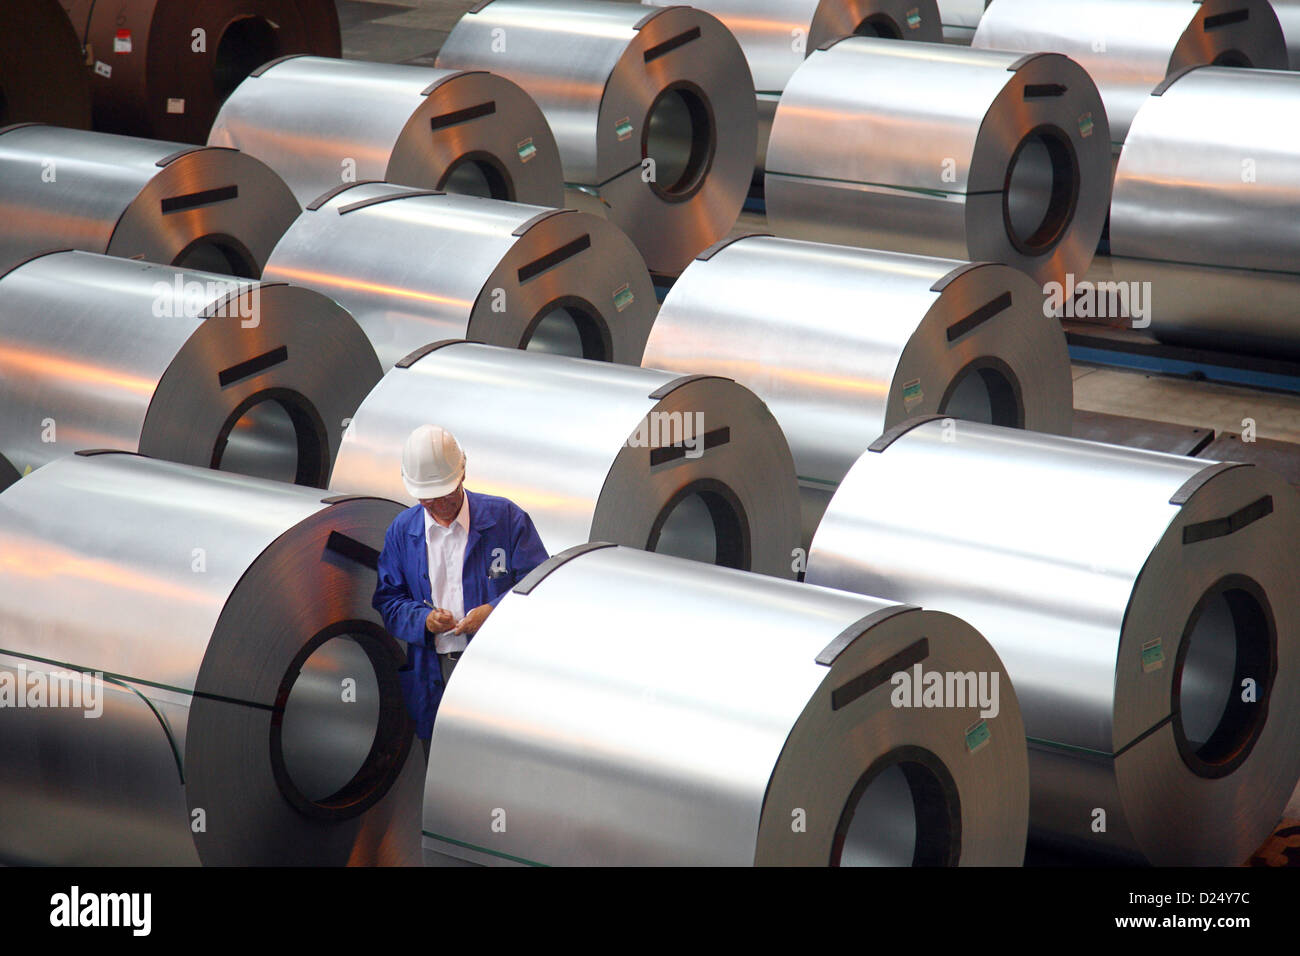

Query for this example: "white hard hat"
[401,424,466,499]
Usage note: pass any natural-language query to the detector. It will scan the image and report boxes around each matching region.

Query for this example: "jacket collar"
[404,489,496,537]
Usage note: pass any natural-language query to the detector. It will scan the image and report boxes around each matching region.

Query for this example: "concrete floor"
[335,0,1300,863]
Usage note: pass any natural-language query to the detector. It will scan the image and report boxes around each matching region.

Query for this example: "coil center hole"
[833,750,959,866]
[439,153,514,201]
[940,360,1023,427]
[1173,579,1275,778]
[643,83,716,202]
[523,297,610,360]
[213,389,329,487]
[854,14,904,39]
[1003,125,1079,256]
[214,17,279,103]
[648,480,749,569]
[172,234,260,280]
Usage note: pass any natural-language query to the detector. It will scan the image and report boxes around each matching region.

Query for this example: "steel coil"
[263,183,656,370]
[972,0,1287,146]
[937,0,987,43]
[640,0,941,178]
[59,0,341,144]
[209,56,564,208]
[807,419,1300,864]
[1092,67,1300,357]
[0,124,299,278]
[330,342,801,578]
[423,543,1028,866]
[0,251,381,487]
[642,236,1073,542]
[0,451,421,865]
[1274,0,1300,67]
[0,0,92,128]
[765,38,1111,287]
[437,0,756,274]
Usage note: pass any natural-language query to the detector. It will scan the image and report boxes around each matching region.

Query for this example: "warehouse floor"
[336,0,1300,865]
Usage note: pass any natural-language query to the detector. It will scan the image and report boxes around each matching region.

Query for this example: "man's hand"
[452,604,492,636]
[425,608,456,633]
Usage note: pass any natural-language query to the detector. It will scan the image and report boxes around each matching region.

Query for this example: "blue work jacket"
[372,490,548,738]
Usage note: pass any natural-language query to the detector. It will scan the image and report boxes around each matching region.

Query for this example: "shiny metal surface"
[0,0,91,128]
[642,236,1073,541]
[641,0,940,175]
[972,0,1287,145]
[1099,68,1300,355]
[437,1,756,274]
[937,0,987,43]
[209,56,564,208]
[330,342,801,577]
[0,124,300,278]
[59,0,341,144]
[1274,0,1300,68]
[423,544,1028,865]
[264,182,656,369]
[807,420,1300,863]
[0,452,421,865]
[0,251,381,487]
[765,38,1111,286]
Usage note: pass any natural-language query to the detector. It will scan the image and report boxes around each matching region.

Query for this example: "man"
[373,424,548,751]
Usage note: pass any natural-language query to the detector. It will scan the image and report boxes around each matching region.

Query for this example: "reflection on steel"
[937,0,987,43]
[0,452,421,865]
[264,183,656,370]
[642,236,1073,542]
[1096,68,1300,357]
[808,419,1300,864]
[1274,0,1300,68]
[210,57,564,208]
[972,0,1286,145]
[437,0,755,274]
[423,544,1028,866]
[765,38,1111,287]
[59,0,341,144]
[0,124,299,278]
[0,251,381,487]
[330,342,801,577]
[640,0,940,177]
[0,0,91,128]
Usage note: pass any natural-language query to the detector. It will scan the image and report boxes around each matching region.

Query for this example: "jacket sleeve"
[488,507,550,608]
[372,522,429,647]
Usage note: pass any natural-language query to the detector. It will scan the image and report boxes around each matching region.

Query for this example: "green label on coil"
[902,378,923,409]
[613,283,634,312]
[1079,112,1094,138]
[906,8,922,28]
[517,138,536,163]
[965,720,991,753]
[615,117,634,141]
[1141,639,1164,673]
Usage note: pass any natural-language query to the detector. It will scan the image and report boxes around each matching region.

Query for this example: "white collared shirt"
[425,494,470,655]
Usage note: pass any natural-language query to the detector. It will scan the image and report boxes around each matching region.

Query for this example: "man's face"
[421,481,465,525]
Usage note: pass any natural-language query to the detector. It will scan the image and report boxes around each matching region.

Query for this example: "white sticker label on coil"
[166,98,186,114]
[114,30,133,54]
[94,60,112,78]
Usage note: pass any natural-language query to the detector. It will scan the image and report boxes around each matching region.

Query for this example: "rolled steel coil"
[642,235,1073,542]
[59,0,341,144]
[639,0,941,178]
[0,251,381,487]
[330,342,802,578]
[0,0,92,128]
[423,543,1028,866]
[937,0,987,43]
[1090,67,1300,357]
[807,418,1300,864]
[0,124,299,278]
[972,0,1287,145]
[0,451,421,865]
[1274,0,1300,68]
[437,0,756,275]
[209,56,564,208]
[263,182,656,370]
[765,38,1111,287]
